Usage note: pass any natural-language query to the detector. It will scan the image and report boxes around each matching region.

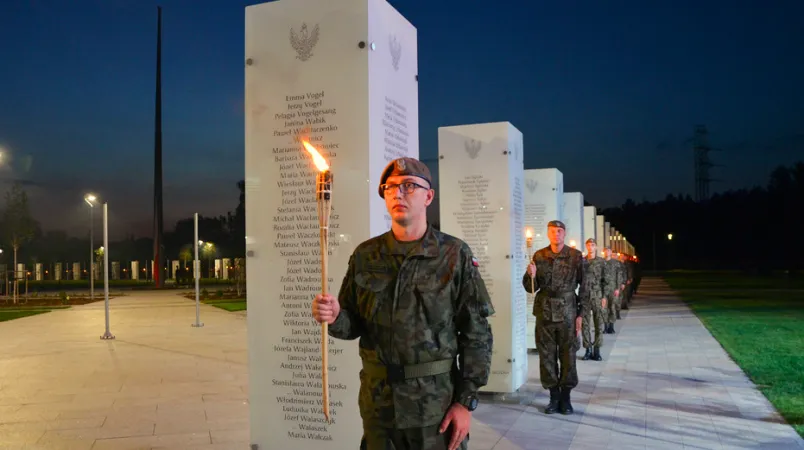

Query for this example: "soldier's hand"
[312,294,340,325]
[601,297,607,309]
[527,263,536,277]
[439,403,471,450]
[614,289,620,297]
[575,316,582,337]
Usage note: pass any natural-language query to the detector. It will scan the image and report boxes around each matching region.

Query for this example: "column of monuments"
[244,0,419,447]
[562,192,584,251]
[437,121,528,393]
[610,227,617,253]
[522,168,563,350]
[584,206,597,252]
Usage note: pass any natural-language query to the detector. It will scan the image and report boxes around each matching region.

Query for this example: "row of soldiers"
[523,220,641,415]
[579,237,638,361]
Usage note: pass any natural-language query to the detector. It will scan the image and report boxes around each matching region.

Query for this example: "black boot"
[559,387,574,415]
[545,388,560,414]
[616,311,622,319]
[592,346,602,361]
[581,348,592,360]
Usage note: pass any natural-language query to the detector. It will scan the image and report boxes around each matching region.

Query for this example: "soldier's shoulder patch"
[471,256,479,267]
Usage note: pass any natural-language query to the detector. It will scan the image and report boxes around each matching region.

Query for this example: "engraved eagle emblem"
[526,179,537,193]
[464,139,481,159]
[389,34,402,71]
[396,159,406,171]
[289,23,320,62]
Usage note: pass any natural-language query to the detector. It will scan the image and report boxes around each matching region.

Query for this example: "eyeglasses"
[380,181,429,196]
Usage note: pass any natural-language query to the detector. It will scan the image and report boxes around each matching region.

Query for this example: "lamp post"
[85,194,96,300]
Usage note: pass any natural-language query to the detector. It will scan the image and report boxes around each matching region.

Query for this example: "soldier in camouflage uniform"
[601,247,621,334]
[623,256,635,308]
[616,254,628,312]
[522,220,584,415]
[312,157,494,450]
[580,238,607,361]
[632,257,642,295]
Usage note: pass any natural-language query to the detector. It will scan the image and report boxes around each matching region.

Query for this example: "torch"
[302,139,332,422]
[525,228,534,294]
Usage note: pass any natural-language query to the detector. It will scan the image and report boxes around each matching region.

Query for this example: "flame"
[569,240,577,248]
[525,228,533,238]
[302,140,330,172]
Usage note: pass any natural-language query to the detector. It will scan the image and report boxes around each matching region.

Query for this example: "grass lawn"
[0,308,57,322]
[665,273,804,437]
[202,298,247,312]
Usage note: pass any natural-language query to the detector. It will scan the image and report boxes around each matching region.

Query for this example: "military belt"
[542,289,574,297]
[362,358,454,383]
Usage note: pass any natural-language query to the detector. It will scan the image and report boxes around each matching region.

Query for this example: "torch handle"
[320,219,331,422]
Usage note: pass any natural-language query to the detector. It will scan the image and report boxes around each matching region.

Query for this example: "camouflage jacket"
[617,260,627,286]
[521,245,584,322]
[329,224,494,429]
[581,256,605,301]
[626,261,634,282]
[602,258,620,295]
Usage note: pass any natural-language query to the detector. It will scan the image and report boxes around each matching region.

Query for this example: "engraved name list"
[271,90,346,441]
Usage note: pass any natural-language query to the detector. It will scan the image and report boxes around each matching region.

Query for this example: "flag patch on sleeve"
[472,257,479,267]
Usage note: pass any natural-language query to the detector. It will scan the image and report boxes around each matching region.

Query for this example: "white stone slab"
[131,261,139,280]
[437,121,528,393]
[522,168,563,349]
[562,192,584,251]
[584,206,597,256]
[245,0,418,447]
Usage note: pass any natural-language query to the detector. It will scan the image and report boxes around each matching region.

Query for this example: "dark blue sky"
[1,0,802,239]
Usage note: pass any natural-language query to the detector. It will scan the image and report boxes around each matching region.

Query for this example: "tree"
[3,183,37,304]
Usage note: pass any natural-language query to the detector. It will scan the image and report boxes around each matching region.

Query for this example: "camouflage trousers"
[360,424,468,450]
[535,319,579,390]
[582,298,606,349]
[624,284,633,307]
[605,291,619,325]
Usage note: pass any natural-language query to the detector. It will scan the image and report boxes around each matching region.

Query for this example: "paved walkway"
[0,279,801,449]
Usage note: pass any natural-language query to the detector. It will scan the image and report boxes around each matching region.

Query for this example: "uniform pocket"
[355,271,392,324]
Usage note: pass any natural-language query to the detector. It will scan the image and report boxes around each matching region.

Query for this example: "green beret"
[547,220,566,230]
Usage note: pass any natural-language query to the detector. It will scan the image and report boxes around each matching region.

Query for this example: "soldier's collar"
[381,223,439,258]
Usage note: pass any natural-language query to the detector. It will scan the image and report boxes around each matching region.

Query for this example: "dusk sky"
[1,0,802,239]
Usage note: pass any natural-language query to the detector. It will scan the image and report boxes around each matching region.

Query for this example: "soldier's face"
[547,225,565,245]
[383,174,433,226]
[586,242,596,256]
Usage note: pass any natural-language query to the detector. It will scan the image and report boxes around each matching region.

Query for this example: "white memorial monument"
[610,227,617,253]
[562,192,584,251]
[522,168,563,350]
[437,121,528,393]
[35,263,43,281]
[245,0,418,447]
[131,261,139,280]
[584,206,597,254]
[604,222,611,250]
[222,258,231,279]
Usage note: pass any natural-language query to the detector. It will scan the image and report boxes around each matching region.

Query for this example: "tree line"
[600,161,804,272]
[4,161,803,272]
[1,181,246,267]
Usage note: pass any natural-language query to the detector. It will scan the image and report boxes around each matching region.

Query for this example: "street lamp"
[85,194,97,300]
